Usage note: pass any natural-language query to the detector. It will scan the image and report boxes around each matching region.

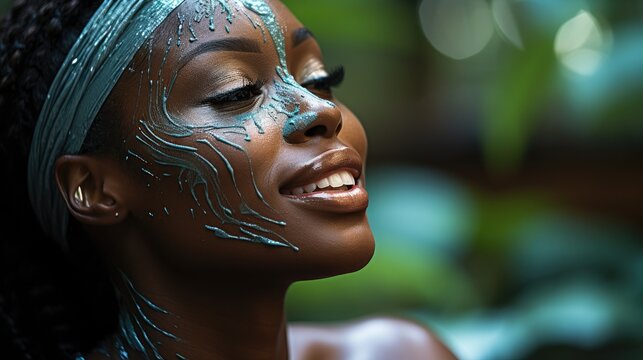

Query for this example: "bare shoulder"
[289,317,457,360]
[339,317,458,360]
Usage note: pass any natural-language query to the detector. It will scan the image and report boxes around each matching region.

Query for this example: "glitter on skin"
[132,0,332,251]
[110,2,345,356]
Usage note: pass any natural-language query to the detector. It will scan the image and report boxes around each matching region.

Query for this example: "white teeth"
[329,173,343,188]
[316,178,330,189]
[340,171,355,186]
[288,170,357,195]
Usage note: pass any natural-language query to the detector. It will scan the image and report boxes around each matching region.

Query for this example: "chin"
[292,216,375,281]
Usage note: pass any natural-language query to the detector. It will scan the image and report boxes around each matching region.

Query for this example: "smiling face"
[106,0,374,281]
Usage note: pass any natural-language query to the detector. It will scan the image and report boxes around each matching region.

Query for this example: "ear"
[55,155,128,225]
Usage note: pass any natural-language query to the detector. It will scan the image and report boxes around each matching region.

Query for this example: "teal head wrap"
[28,0,185,251]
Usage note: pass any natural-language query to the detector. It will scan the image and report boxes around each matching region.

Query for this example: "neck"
[108,271,290,360]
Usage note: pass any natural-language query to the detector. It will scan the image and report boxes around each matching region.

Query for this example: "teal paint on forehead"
[193,0,233,31]
[241,0,288,70]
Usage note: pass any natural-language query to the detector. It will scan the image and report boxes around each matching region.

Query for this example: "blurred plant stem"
[483,36,556,176]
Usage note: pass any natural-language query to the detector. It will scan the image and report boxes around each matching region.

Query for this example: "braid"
[0,1,119,359]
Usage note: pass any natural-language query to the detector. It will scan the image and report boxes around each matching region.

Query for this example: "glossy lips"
[279,148,369,214]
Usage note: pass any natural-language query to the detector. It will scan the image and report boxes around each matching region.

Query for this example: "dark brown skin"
[54,1,456,359]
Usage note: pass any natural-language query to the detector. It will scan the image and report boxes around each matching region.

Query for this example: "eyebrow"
[176,37,261,71]
[292,27,315,47]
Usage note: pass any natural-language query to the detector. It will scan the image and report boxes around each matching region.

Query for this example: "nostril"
[304,125,327,137]
[335,121,343,135]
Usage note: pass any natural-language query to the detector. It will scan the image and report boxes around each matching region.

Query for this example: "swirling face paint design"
[75,273,184,360]
[106,3,341,356]
[66,0,363,359]
[117,272,184,360]
[80,1,360,358]
[123,0,337,252]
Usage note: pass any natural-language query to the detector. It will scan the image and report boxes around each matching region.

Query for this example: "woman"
[0,0,456,359]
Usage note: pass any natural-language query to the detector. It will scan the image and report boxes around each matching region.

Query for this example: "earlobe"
[55,155,128,226]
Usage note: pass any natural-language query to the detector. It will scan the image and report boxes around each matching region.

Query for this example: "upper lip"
[279,147,363,193]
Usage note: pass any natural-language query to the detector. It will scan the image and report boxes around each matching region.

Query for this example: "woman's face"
[111,0,373,281]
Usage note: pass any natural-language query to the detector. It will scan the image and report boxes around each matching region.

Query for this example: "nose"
[282,94,343,144]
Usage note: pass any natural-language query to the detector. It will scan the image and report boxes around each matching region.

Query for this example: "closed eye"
[203,80,265,111]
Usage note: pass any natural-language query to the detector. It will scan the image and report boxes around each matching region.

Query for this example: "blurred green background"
[279,0,643,359]
[2,0,642,359]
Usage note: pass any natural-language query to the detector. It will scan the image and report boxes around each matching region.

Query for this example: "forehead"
[117,0,312,105]
[121,0,307,79]
[150,0,303,51]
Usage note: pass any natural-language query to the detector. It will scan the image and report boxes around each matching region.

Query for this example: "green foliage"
[287,241,479,321]
[281,0,419,52]
[482,38,556,174]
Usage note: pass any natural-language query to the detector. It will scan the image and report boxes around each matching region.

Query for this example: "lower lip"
[282,183,369,214]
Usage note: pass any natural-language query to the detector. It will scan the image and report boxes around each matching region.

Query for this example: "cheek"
[122,120,293,246]
[337,104,368,159]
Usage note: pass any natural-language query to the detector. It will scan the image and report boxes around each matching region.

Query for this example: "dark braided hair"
[0,1,121,359]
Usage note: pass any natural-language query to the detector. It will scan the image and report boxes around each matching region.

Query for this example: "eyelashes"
[204,65,345,111]
[300,65,345,93]
[204,79,265,107]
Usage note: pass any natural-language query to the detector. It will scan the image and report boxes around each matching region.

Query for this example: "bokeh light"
[419,0,495,60]
[555,10,611,76]
[491,0,523,49]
